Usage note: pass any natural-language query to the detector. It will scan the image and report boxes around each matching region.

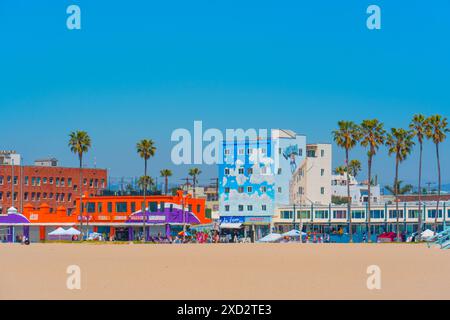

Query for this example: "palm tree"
[332,121,361,242]
[188,168,202,198]
[68,131,91,240]
[360,119,386,243]
[160,169,173,195]
[138,175,154,193]
[334,166,346,176]
[136,139,156,241]
[425,115,449,233]
[409,114,427,237]
[384,181,414,195]
[348,160,362,179]
[385,128,415,242]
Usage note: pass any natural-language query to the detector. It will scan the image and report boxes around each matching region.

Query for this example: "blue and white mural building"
[218,129,306,236]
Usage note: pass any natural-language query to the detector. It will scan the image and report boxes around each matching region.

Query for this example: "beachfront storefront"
[3,191,209,243]
[274,202,450,242]
[219,215,272,242]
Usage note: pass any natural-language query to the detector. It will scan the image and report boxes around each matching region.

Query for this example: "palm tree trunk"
[346,149,352,243]
[165,176,168,195]
[395,157,400,242]
[435,143,441,234]
[367,155,372,243]
[193,175,196,198]
[79,155,83,241]
[417,142,423,240]
[143,159,147,242]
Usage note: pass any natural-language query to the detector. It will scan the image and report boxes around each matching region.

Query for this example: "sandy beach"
[1,243,449,300]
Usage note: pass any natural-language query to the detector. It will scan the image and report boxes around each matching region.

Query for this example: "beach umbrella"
[257,233,282,243]
[178,231,191,237]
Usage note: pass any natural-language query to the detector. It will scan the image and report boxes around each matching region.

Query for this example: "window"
[246,148,253,155]
[224,149,231,155]
[352,210,365,219]
[13,176,18,185]
[160,202,165,212]
[43,177,47,184]
[427,209,443,218]
[238,148,244,155]
[261,148,266,154]
[333,210,347,219]
[321,149,325,157]
[68,194,72,202]
[61,178,65,186]
[261,167,268,174]
[321,169,325,176]
[56,178,60,186]
[238,205,244,212]
[262,205,267,211]
[36,193,41,201]
[298,210,310,219]
[320,187,325,195]
[116,202,128,213]
[49,177,54,184]
[281,210,293,219]
[370,210,384,219]
[278,187,282,193]
[130,202,136,213]
[89,179,93,187]
[49,193,53,199]
[408,209,421,219]
[247,186,253,193]
[31,177,36,186]
[238,187,244,193]
[247,205,253,211]
[261,186,267,193]
[43,192,47,199]
[107,202,113,213]
[389,210,404,219]
[225,205,230,212]
[149,202,158,212]
[315,210,329,219]
[299,148,303,156]
[298,187,304,195]
[238,168,244,175]
[86,202,96,213]
[23,192,28,201]
[24,176,28,185]
[0,176,3,185]
[224,187,230,194]
[247,168,253,175]
[277,168,282,175]
[83,179,87,185]
[224,168,230,175]
[98,202,103,213]
[196,205,201,213]
[68,178,72,186]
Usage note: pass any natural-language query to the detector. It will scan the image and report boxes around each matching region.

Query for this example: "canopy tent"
[220,223,242,229]
[257,233,282,243]
[48,227,67,236]
[65,227,81,236]
[421,229,435,240]
[282,229,307,237]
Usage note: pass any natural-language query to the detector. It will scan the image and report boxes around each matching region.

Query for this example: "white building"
[290,144,332,205]
[331,174,381,205]
[0,151,21,166]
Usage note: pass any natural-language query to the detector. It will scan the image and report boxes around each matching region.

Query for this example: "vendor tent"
[282,229,306,237]
[65,227,81,236]
[48,227,66,236]
[257,233,282,243]
[421,229,435,240]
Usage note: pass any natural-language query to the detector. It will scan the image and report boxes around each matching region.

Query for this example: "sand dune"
[1,243,449,300]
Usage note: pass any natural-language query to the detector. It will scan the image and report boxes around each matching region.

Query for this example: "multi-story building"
[0,159,107,215]
[290,143,332,205]
[0,151,21,166]
[331,174,381,205]
[218,129,306,240]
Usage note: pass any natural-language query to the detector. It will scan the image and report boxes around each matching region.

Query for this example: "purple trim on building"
[0,214,30,224]
[126,208,201,225]
[128,227,134,241]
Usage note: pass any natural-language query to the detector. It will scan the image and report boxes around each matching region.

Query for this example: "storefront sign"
[220,216,245,224]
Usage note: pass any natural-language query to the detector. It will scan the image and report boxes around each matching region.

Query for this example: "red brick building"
[0,164,107,215]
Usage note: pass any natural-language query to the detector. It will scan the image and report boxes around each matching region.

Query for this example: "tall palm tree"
[425,115,449,233]
[348,159,362,179]
[360,119,386,243]
[386,128,415,242]
[332,121,361,242]
[136,139,156,242]
[160,169,172,195]
[409,114,427,237]
[188,168,202,198]
[68,131,91,240]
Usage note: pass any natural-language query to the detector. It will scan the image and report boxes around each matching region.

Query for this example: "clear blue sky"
[1,0,449,187]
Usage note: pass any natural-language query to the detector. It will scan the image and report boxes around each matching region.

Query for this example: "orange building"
[1,191,210,242]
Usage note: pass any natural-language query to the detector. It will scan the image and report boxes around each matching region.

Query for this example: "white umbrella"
[257,233,282,243]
